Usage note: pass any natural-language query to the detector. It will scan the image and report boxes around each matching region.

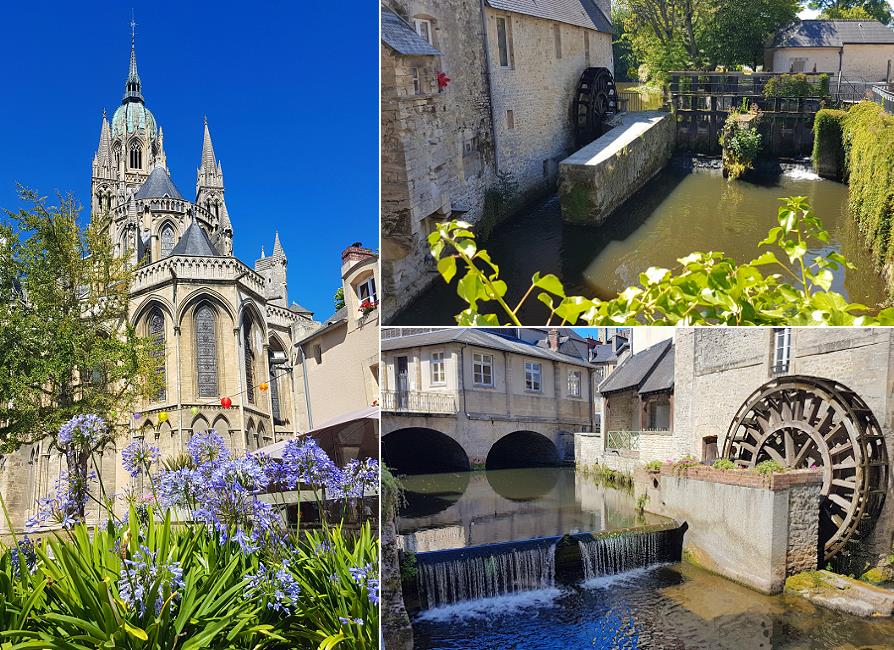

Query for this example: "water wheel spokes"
[723,376,889,560]
[572,67,617,149]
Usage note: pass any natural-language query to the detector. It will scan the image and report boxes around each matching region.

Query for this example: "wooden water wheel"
[723,376,888,560]
[572,67,617,149]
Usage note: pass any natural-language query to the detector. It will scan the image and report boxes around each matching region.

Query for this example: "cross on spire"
[130,10,136,44]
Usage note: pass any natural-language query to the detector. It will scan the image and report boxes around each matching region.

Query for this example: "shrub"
[763,73,830,98]
[428,197,894,326]
[712,458,736,471]
[754,459,787,476]
[720,111,763,180]
[644,460,663,472]
[812,109,847,179]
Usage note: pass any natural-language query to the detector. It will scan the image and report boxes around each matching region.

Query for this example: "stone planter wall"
[634,466,823,594]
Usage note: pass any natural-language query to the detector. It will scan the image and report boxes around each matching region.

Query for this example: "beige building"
[293,246,380,432]
[381,328,598,472]
[765,19,894,82]
[380,0,614,321]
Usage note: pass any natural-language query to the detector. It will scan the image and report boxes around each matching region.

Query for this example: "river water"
[397,468,667,552]
[392,166,888,325]
[399,468,894,649]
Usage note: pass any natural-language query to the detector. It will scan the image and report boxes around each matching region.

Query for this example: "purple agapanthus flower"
[246,561,302,615]
[328,458,379,499]
[121,440,160,478]
[157,468,198,510]
[57,414,108,450]
[209,456,269,494]
[9,537,37,579]
[25,471,93,531]
[118,545,185,617]
[339,617,364,625]
[348,563,380,605]
[192,480,282,554]
[186,430,229,465]
[281,437,338,489]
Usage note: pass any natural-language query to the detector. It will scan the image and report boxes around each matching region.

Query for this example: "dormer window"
[414,18,433,44]
[357,277,377,306]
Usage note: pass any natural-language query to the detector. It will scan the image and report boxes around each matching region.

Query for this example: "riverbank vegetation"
[0,419,380,648]
[428,196,894,326]
[814,101,894,294]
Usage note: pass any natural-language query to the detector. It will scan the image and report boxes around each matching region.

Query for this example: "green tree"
[0,188,160,453]
[700,0,801,70]
[334,286,346,311]
[620,0,703,82]
[811,0,893,24]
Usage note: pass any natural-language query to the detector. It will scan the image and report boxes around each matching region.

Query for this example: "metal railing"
[606,430,640,451]
[381,390,457,414]
[617,89,665,113]
[872,85,894,115]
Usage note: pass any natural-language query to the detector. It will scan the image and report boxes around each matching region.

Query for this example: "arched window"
[195,305,218,397]
[268,349,282,423]
[148,307,166,401]
[129,142,142,170]
[160,225,175,258]
[243,320,255,404]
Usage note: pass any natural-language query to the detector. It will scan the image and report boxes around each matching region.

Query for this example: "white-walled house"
[765,19,894,82]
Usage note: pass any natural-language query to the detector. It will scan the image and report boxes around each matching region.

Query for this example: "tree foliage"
[0,188,160,453]
[428,197,894,326]
[811,0,893,24]
[617,0,799,81]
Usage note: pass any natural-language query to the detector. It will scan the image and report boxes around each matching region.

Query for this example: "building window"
[148,307,166,402]
[568,370,581,397]
[496,17,510,67]
[410,67,421,95]
[358,277,377,305]
[195,305,218,397]
[160,224,175,258]
[772,328,791,374]
[506,109,515,129]
[313,344,323,364]
[414,18,433,44]
[525,361,542,392]
[431,351,445,385]
[585,32,590,64]
[791,58,807,73]
[473,352,494,387]
[553,24,562,59]
[129,142,142,170]
[243,321,255,404]
[268,350,282,423]
[703,436,719,462]
[647,396,670,430]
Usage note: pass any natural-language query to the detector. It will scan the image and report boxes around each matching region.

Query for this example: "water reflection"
[392,166,887,325]
[398,468,668,553]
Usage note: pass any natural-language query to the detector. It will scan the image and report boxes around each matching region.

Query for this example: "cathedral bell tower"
[196,118,233,255]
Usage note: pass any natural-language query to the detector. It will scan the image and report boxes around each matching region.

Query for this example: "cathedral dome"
[111,101,157,140]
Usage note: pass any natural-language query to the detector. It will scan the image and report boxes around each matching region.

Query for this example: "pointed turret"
[123,31,143,103]
[97,110,112,168]
[272,231,286,259]
[201,117,217,173]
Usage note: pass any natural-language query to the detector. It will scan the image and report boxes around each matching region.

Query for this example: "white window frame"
[567,370,581,397]
[772,328,791,373]
[431,351,446,385]
[525,361,542,392]
[414,18,433,45]
[473,352,494,387]
[357,277,377,304]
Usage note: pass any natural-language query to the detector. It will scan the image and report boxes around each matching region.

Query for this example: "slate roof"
[591,342,622,364]
[770,20,894,48]
[486,0,612,33]
[290,302,314,316]
[381,8,441,55]
[134,167,184,200]
[598,338,673,395]
[381,328,593,367]
[169,222,221,257]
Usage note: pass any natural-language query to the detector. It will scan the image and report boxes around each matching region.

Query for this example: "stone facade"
[768,44,894,82]
[381,0,614,321]
[635,466,823,594]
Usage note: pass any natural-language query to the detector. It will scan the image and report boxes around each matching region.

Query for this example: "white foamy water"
[581,563,671,590]
[414,587,565,623]
[783,167,821,181]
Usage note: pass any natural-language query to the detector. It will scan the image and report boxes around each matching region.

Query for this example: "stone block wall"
[635,466,823,594]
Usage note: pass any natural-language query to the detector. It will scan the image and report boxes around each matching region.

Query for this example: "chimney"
[548,328,560,351]
[341,242,376,273]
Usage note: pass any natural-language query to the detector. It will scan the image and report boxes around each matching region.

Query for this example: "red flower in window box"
[437,72,451,90]
[359,298,378,315]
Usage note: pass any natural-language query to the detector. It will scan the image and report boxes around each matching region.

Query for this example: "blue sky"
[0,2,378,319]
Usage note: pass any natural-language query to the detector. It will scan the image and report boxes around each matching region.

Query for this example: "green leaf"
[749,251,779,266]
[758,226,782,246]
[813,269,833,291]
[123,622,148,641]
[437,256,457,283]
[531,273,566,297]
[456,273,487,305]
[641,267,670,286]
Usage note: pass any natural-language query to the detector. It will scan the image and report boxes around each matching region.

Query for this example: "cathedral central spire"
[123,17,143,103]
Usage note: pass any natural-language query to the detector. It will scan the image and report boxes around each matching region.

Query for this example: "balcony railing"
[872,85,894,115]
[381,390,457,414]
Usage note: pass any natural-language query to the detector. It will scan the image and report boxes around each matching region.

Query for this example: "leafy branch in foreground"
[428,196,894,326]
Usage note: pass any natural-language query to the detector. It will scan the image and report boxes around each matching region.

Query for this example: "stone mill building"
[380,0,614,321]
[0,34,326,532]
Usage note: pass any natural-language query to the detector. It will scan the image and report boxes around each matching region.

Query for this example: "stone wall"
[635,466,823,593]
[558,111,676,224]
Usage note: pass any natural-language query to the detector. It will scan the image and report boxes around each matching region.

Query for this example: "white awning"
[256,405,379,464]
